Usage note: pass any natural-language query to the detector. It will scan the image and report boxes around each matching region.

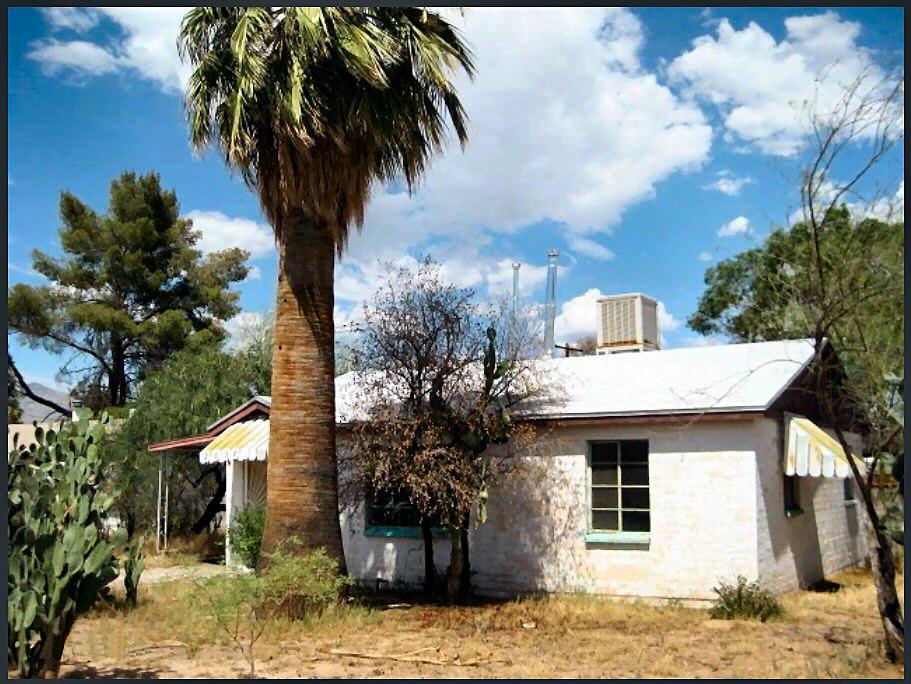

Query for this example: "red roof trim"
[147,402,272,452]
[148,433,215,452]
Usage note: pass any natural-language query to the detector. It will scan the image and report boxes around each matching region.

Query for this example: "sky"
[6,7,905,391]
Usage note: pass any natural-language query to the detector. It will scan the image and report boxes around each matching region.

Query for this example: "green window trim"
[584,531,651,545]
[588,439,651,535]
[364,525,448,540]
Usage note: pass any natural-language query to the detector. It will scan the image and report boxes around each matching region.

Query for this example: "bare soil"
[59,566,903,679]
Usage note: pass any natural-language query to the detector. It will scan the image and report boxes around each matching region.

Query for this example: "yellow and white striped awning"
[784,414,862,478]
[199,419,269,464]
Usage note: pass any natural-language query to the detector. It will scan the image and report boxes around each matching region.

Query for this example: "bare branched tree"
[794,68,904,660]
[341,259,551,601]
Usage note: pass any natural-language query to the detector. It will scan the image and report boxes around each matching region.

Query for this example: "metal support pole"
[163,460,170,552]
[156,453,163,552]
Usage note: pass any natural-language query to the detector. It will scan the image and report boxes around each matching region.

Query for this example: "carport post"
[156,453,163,552]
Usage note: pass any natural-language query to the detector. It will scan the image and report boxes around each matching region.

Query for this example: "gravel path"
[111,562,236,590]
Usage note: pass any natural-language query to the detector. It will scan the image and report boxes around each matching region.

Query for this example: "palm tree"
[178,8,473,568]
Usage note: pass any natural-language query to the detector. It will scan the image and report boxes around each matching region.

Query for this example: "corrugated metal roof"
[204,339,818,426]
[199,419,269,464]
[335,338,817,422]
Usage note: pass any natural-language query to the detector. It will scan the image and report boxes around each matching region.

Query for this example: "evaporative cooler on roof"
[596,293,660,354]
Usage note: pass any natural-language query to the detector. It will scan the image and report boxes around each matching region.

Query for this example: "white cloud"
[669,12,894,156]
[27,39,121,77]
[223,311,266,351]
[657,301,682,331]
[717,215,752,237]
[554,288,603,342]
[246,265,262,281]
[28,9,189,91]
[185,210,275,259]
[345,9,710,264]
[41,8,100,33]
[566,236,615,261]
[697,251,713,262]
[702,170,754,196]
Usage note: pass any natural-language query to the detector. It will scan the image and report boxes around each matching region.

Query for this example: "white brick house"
[150,338,867,601]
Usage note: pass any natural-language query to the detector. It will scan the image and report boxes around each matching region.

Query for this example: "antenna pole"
[512,262,521,316]
[544,250,559,358]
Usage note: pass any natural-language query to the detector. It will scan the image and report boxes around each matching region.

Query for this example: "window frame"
[586,439,650,540]
[783,474,803,517]
[843,476,856,503]
[363,482,446,539]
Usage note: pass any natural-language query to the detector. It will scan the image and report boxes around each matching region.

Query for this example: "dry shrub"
[261,539,353,619]
[710,576,781,622]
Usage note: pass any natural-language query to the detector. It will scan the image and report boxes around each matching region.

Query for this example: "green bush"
[709,575,781,622]
[7,413,128,678]
[261,538,353,618]
[192,540,350,676]
[191,573,267,678]
[228,505,266,568]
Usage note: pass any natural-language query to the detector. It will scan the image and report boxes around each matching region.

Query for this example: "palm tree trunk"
[260,213,346,573]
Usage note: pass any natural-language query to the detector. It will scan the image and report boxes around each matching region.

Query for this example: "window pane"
[843,478,854,501]
[591,442,619,465]
[621,487,649,509]
[623,511,650,532]
[592,510,618,531]
[592,487,618,509]
[592,464,618,485]
[622,464,649,485]
[621,440,649,463]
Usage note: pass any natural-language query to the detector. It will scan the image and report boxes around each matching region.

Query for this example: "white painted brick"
[335,418,865,600]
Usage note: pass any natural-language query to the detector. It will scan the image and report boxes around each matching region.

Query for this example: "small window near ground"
[783,475,802,515]
[589,440,650,533]
[843,477,855,502]
[365,485,441,528]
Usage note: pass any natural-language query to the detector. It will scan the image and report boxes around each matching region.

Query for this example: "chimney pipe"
[544,250,559,358]
[512,262,521,315]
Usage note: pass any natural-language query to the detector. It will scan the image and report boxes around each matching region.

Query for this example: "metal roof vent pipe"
[512,262,521,316]
[543,250,559,358]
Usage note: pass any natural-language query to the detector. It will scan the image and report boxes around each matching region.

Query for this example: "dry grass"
[59,567,903,679]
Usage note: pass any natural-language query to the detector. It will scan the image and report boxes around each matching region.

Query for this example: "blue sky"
[7,7,905,390]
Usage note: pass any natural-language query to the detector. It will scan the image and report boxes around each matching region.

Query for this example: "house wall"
[754,417,867,593]
[339,419,763,601]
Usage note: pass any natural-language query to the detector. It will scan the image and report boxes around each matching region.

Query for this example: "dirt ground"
[59,566,903,679]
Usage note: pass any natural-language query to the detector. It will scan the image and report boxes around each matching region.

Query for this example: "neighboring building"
[149,337,867,602]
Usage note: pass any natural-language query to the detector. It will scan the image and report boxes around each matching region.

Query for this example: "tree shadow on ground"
[63,663,166,679]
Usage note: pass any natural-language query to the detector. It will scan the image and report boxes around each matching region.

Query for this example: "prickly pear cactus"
[7,411,127,678]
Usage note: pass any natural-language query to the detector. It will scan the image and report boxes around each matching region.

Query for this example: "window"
[843,477,855,502]
[365,485,442,529]
[589,440,650,533]
[783,475,802,515]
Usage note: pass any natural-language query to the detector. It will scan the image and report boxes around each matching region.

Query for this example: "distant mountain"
[16,383,72,423]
